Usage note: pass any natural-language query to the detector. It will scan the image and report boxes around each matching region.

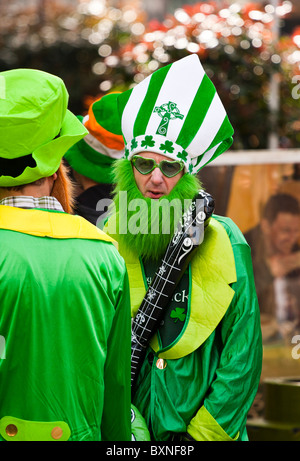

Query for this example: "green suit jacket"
[105,214,263,441]
[0,205,131,441]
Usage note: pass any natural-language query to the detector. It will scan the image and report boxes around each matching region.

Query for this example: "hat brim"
[64,137,116,184]
[0,109,88,187]
[64,115,117,184]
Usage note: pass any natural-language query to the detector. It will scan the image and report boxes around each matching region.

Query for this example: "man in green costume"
[0,69,131,441]
[105,54,263,441]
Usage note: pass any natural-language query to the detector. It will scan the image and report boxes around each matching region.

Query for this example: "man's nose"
[150,166,164,184]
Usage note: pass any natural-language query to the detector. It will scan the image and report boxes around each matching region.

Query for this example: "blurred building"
[142,0,300,34]
[2,0,300,28]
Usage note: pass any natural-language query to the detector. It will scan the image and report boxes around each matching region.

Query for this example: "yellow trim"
[187,406,239,441]
[154,218,236,358]
[0,416,71,441]
[0,205,117,246]
[106,217,237,358]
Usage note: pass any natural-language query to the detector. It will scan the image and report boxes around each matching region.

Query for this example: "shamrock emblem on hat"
[177,150,188,162]
[159,140,174,154]
[131,138,138,151]
[141,135,155,149]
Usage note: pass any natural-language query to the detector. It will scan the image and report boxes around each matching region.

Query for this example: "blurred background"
[1,0,300,441]
[1,0,299,151]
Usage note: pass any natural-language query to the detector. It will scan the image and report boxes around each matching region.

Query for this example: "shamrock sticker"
[159,140,174,154]
[177,150,188,162]
[131,138,138,150]
[141,135,155,149]
[170,307,186,323]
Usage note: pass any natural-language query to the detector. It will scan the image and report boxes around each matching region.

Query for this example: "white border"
[211,149,300,166]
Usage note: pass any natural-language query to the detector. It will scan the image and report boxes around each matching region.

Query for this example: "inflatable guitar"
[131,190,215,394]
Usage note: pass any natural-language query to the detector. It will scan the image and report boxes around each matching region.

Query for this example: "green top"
[106,214,262,441]
[0,69,87,187]
[0,207,131,441]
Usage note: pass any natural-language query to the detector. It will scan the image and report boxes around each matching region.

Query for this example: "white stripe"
[121,75,151,144]
[195,142,221,169]
[83,134,124,159]
[146,54,205,139]
[188,94,226,158]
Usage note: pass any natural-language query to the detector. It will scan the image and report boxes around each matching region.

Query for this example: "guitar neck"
[132,254,189,343]
[131,232,199,390]
[131,190,215,391]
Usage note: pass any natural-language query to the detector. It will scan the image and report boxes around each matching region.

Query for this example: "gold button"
[156,358,167,369]
[51,426,63,440]
[6,424,18,437]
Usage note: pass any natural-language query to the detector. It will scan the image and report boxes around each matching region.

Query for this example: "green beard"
[110,159,202,261]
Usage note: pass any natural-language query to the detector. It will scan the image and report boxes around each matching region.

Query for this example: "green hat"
[64,93,125,184]
[117,54,234,174]
[0,68,88,187]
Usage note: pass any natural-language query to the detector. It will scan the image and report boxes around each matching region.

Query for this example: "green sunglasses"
[131,155,184,178]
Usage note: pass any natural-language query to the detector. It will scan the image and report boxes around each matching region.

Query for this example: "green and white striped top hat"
[117,54,234,174]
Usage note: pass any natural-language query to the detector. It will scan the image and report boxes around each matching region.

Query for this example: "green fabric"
[176,74,216,149]
[0,211,131,441]
[133,64,170,138]
[91,95,123,135]
[64,116,116,184]
[152,217,237,359]
[0,69,87,186]
[107,214,262,441]
[131,405,151,441]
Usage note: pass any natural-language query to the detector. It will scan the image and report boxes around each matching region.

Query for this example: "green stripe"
[176,74,216,149]
[133,63,171,138]
[117,87,133,117]
[208,137,233,163]
[92,95,122,135]
[192,121,233,171]
[203,115,234,154]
